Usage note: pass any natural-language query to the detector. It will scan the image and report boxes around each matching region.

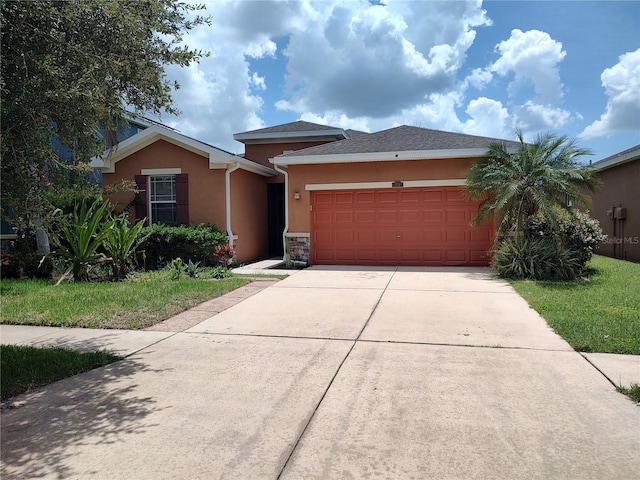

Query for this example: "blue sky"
[150,0,640,161]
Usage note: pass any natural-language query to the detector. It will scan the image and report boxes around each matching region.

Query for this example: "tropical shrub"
[491,236,582,281]
[103,214,149,280]
[466,130,598,241]
[214,244,235,266]
[166,257,186,280]
[52,199,113,283]
[139,223,227,269]
[528,210,606,269]
[184,259,201,278]
[211,265,232,279]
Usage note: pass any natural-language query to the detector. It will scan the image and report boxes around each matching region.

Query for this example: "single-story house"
[588,145,640,262]
[94,120,520,266]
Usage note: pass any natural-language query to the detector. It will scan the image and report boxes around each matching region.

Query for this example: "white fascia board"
[233,128,346,142]
[591,146,640,171]
[305,179,466,191]
[211,157,277,176]
[273,147,518,166]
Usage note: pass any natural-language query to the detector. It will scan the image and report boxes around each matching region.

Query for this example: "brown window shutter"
[176,174,189,225]
[134,175,148,223]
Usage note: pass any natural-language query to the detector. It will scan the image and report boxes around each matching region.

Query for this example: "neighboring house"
[269,125,519,266]
[95,120,521,266]
[588,145,640,262]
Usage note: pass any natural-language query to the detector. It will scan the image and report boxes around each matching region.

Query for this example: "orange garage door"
[311,187,492,266]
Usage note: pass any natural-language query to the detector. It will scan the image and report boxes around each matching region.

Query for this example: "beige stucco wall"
[230,168,269,262]
[589,160,640,262]
[287,157,476,232]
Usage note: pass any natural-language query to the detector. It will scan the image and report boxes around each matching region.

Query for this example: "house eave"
[272,147,518,166]
[233,129,347,145]
[591,145,640,172]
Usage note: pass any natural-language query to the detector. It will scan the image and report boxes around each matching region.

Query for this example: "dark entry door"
[267,183,285,257]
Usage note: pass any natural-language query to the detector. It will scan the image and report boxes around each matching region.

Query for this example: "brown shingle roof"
[236,120,342,135]
[281,125,519,156]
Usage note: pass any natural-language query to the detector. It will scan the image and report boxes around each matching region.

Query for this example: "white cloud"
[462,97,511,138]
[490,29,566,103]
[278,0,490,118]
[581,49,640,138]
[515,101,571,131]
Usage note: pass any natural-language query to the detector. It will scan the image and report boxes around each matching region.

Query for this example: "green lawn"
[1,345,121,401]
[510,255,640,355]
[0,271,248,329]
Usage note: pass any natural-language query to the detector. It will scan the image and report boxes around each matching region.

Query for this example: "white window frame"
[149,175,177,225]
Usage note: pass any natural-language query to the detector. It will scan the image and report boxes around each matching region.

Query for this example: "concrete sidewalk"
[1,267,639,479]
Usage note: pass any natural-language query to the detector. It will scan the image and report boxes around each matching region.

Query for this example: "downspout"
[273,162,289,263]
[225,161,241,247]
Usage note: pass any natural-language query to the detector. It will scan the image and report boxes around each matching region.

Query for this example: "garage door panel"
[398,191,420,203]
[311,187,491,266]
[377,210,397,223]
[423,190,444,202]
[314,211,333,224]
[445,209,468,223]
[335,192,354,204]
[335,231,354,243]
[334,211,354,224]
[356,211,375,224]
[445,228,467,242]
[423,210,443,222]
[445,250,467,263]
[422,250,443,262]
[399,210,420,223]
[377,191,397,203]
[355,192,375,204]
[335,249,356,261]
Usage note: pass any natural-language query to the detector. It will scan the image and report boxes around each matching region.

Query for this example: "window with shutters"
[135,173,188,226]
[149,175,177,225]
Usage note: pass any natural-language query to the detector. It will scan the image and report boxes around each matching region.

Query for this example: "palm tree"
[466,130,599,242]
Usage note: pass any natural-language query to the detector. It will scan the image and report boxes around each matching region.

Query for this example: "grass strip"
[0,272,248,329]
[509,255,640,355]
[616,384,640,403]
[1,344,121,401]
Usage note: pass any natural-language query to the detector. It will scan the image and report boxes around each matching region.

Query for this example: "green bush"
[492,236,582,281]
[528,210,606,269]
[139,223,227,270]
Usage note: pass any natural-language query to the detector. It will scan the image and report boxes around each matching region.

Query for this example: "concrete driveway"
[1,266,638,479]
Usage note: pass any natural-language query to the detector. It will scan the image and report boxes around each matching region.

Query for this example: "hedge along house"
[270,125,520,266]
[91,123,277,263]
[588,145,640,262]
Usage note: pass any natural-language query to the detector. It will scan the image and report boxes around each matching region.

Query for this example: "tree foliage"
[1,0,208,227]
[466,130,599,241]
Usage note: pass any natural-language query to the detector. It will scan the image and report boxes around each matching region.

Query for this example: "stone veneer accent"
[286,234,310,264]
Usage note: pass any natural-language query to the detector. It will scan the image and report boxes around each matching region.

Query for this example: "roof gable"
[91,124,275,176]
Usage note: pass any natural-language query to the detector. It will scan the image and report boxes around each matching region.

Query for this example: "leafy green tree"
[1,0,208,230]
[466,130,599,242]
